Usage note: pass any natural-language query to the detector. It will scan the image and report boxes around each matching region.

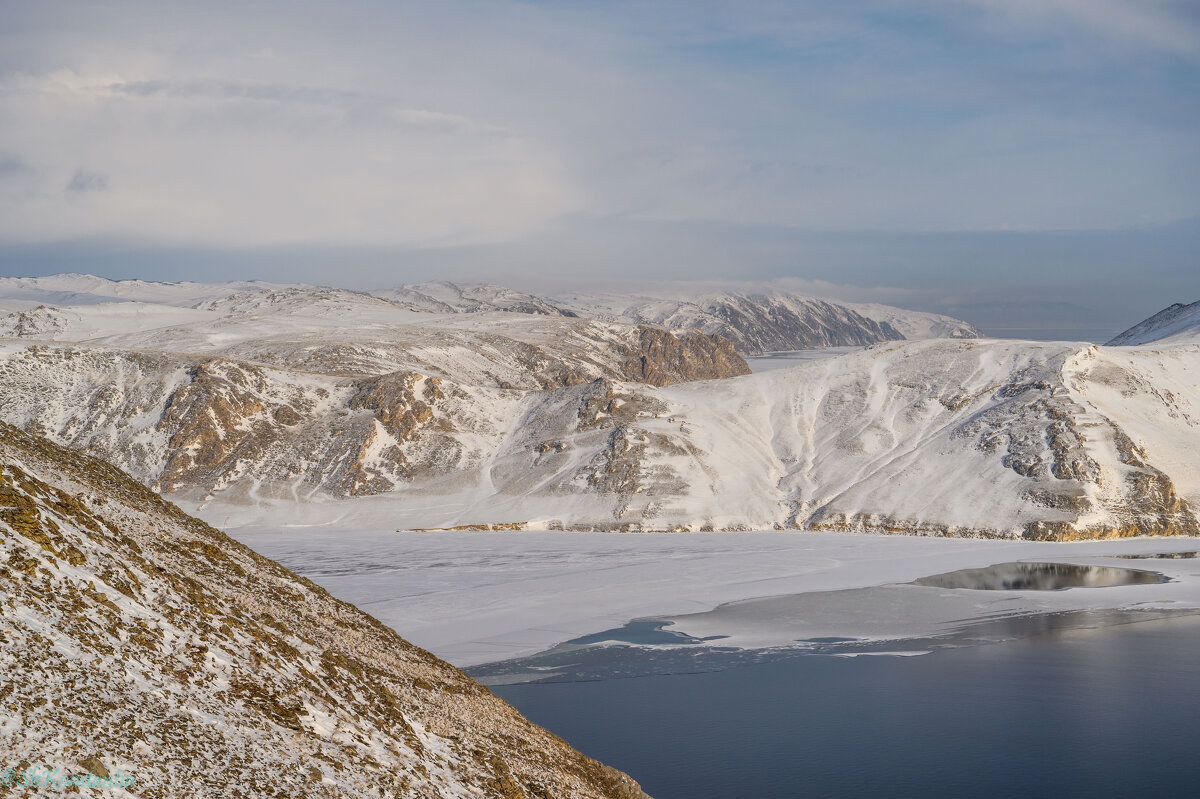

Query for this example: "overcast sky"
[1,0,1197,337]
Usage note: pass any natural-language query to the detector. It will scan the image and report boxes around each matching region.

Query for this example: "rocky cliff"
[0,420,649,798]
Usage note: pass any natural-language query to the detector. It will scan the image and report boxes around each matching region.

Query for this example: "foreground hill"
[0,421,648,798]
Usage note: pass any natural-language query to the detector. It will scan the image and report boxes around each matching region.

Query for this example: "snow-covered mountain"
[0,273,281,310]
[546,290,907,354]
[1,276,984,358]
[2,335,1196,539]
[1106,300,1200,346]
[378,281,577,317]
[3,275,1193,541]
[842,302,983,341]
[0,284,748,389]
[373,282,983,354]
[0,421,648,797]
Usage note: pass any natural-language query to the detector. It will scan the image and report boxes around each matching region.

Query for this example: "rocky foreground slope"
[0,421,648,798]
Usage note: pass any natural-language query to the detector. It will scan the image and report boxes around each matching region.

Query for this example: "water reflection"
[468,561,1177,686]
[469,607,1195,685]
[912,562,1168,591]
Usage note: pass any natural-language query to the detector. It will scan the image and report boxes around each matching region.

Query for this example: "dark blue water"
[493,615,1200,799]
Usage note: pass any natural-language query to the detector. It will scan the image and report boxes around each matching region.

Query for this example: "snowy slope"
[2,275,980,357]
[0,421,648,798]
[844,302,983,340]
[378,281,576,316]
[1,275,1192,541]
[371,282,981,352]
[0,301,220,341]
[2,336,1196,540]
[548,289,904,354]
[0,286,747,389]
[0,273,280,310]
[1106,301,1200,346]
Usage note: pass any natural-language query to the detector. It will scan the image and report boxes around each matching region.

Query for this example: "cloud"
[946,0,1200,57]
[0,4,584,248]
[0,0,1195,255]
[66,169,110,194]
[0,154,31,178]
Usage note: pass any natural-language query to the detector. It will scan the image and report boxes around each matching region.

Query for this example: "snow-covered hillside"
[1107,300,1200,346]
[368,281,983,353]
[0,273,280,310]
[2,275,1194,541]
[378,281,576,316]
[546,290,907,354]
[1,275,983,359]
[0,421,648,798]
[0,284,748,389]
[843,302,983,340]
[2,335,1196,540]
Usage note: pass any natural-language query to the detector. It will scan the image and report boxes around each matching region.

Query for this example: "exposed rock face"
[0,421,650,798]
[622,326,750,386]
[157,360,274,494]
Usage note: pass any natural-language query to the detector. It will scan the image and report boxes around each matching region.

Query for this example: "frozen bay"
[230,529,1200,668]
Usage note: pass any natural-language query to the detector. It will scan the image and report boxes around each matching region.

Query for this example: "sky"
[1,0,1197,337]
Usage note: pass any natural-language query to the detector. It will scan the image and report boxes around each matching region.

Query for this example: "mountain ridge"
[1106,300,1200,346]
[3,276,1195,541]
[1,275,984,357]
[3,336,1197,540]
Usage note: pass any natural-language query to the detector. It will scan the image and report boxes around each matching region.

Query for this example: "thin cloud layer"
[0,0,1196,258]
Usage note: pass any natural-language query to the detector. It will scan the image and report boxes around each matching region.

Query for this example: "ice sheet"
[230,529,1200,666]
